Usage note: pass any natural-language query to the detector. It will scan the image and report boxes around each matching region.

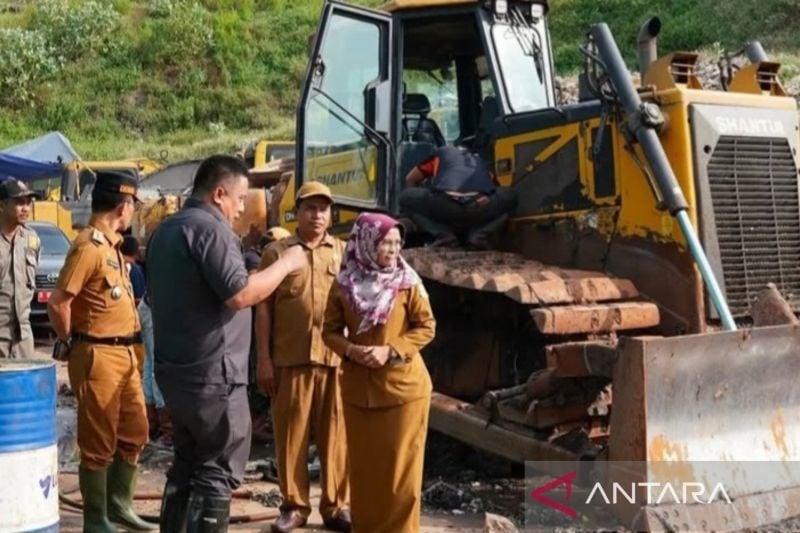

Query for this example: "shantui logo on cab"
[530,471,732,518]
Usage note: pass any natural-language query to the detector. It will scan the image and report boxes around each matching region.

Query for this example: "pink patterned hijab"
[337,213,421,334]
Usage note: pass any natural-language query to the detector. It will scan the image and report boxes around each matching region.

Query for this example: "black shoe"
[159,479,191,533]
[323,509,352,532]
[186,494,230,533]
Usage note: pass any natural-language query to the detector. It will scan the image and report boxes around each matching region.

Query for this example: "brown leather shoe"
[271,510,307,533]
[323,509,351,532]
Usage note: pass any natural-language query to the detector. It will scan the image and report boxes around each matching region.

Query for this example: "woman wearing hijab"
[323,212,436,533]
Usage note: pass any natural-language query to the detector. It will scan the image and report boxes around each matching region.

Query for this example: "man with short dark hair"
[0,178,40,358]
[147,155,307,532]
[256,182,350,533]
[48,171,155,532]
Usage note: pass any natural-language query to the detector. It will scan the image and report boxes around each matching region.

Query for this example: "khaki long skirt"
[343,395,431,533]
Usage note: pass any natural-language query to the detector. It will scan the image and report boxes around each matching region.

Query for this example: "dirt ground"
[38,334,519,532]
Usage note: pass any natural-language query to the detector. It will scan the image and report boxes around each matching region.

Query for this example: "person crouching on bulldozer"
[399,146,517,249]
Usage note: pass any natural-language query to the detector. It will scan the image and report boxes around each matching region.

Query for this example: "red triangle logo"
[530,470,577,518]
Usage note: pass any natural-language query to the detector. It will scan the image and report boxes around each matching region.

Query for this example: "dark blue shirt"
[128,263,146,302]
[423,146,495,195]
[146,198,251,384]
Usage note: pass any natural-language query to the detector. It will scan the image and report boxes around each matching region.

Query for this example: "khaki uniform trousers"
[344,395,431,533]
[0,335,34,358]
[67,342,149,470]
[271,365,349,520]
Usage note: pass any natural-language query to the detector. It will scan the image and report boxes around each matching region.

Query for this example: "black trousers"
[399,186,517,241]
[155,371,251,498]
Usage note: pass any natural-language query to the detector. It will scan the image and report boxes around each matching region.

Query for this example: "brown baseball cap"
[0,179,41,201]
[295,181,333,205]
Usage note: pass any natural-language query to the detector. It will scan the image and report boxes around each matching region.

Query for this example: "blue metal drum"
[0,360,59,532]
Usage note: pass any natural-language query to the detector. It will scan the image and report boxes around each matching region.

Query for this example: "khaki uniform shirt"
[56,217,140,337]
[323,280,436,408]
[261,234,345,367]
[0,224,40,341]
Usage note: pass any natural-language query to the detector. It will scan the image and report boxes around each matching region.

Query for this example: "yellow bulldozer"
[31,158,163,240]
[265,0,800,529]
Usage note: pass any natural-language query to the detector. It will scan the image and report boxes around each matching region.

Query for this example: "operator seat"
[402,93,446,147]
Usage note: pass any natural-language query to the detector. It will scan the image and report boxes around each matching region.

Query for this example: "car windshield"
[34,226,71,255]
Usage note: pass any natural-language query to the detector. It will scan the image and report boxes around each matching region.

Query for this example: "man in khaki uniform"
[0,179,40,358]
[255,182,351,533]
[48,172,155,533]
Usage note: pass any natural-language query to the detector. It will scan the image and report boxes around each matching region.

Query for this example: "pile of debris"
[555,51,800,106]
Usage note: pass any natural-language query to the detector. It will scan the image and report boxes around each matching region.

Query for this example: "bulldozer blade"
[609,324,800,530]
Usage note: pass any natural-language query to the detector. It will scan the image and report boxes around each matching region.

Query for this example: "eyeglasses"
[378,239,403,249]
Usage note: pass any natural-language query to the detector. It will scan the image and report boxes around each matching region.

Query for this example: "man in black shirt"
[147,155,306,531]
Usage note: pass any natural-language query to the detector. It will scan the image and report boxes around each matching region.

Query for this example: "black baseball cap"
[0,178,41,201]
[93,171,140,202]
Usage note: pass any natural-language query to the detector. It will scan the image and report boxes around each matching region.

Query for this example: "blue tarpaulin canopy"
[0,153,62,181]
[0,131,81,182]
[2,131,79,165]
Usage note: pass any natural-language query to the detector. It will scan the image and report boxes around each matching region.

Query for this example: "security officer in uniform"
[48,172,155,532]
[0,178,40,358]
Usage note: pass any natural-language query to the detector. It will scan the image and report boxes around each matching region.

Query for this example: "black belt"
[73,332,142,346]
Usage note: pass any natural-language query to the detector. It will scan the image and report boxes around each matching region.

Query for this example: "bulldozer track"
[405,247,660,456]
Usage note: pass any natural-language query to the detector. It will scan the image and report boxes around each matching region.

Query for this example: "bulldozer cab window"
[299,7,392,207]
[399,11,497,153]
[403,65,460,143]
[491,18,552,112]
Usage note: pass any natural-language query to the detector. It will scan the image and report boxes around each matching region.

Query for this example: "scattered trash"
[252,488,283,508]
[484,512,519,533]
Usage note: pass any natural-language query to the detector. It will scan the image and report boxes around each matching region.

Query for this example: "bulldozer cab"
[295,0,550,216]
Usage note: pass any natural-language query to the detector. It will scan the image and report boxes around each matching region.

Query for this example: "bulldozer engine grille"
[708,135,800,315]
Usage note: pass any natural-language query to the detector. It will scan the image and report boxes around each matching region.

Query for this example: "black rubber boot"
[106,456,158,531]
[79,467,117,533]
[159,478,191,533]
[186,494,231,533]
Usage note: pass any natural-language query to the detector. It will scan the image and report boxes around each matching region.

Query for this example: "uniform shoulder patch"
[91,229,105,245]
[27,233,40,251]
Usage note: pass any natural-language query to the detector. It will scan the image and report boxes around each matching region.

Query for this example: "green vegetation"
[0,0,797,161]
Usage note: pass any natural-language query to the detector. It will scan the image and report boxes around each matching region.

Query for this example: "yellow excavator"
[268,1,800,528]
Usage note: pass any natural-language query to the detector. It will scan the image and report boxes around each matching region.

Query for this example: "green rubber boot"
[78,467,117,533]
[107,457,158,531]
